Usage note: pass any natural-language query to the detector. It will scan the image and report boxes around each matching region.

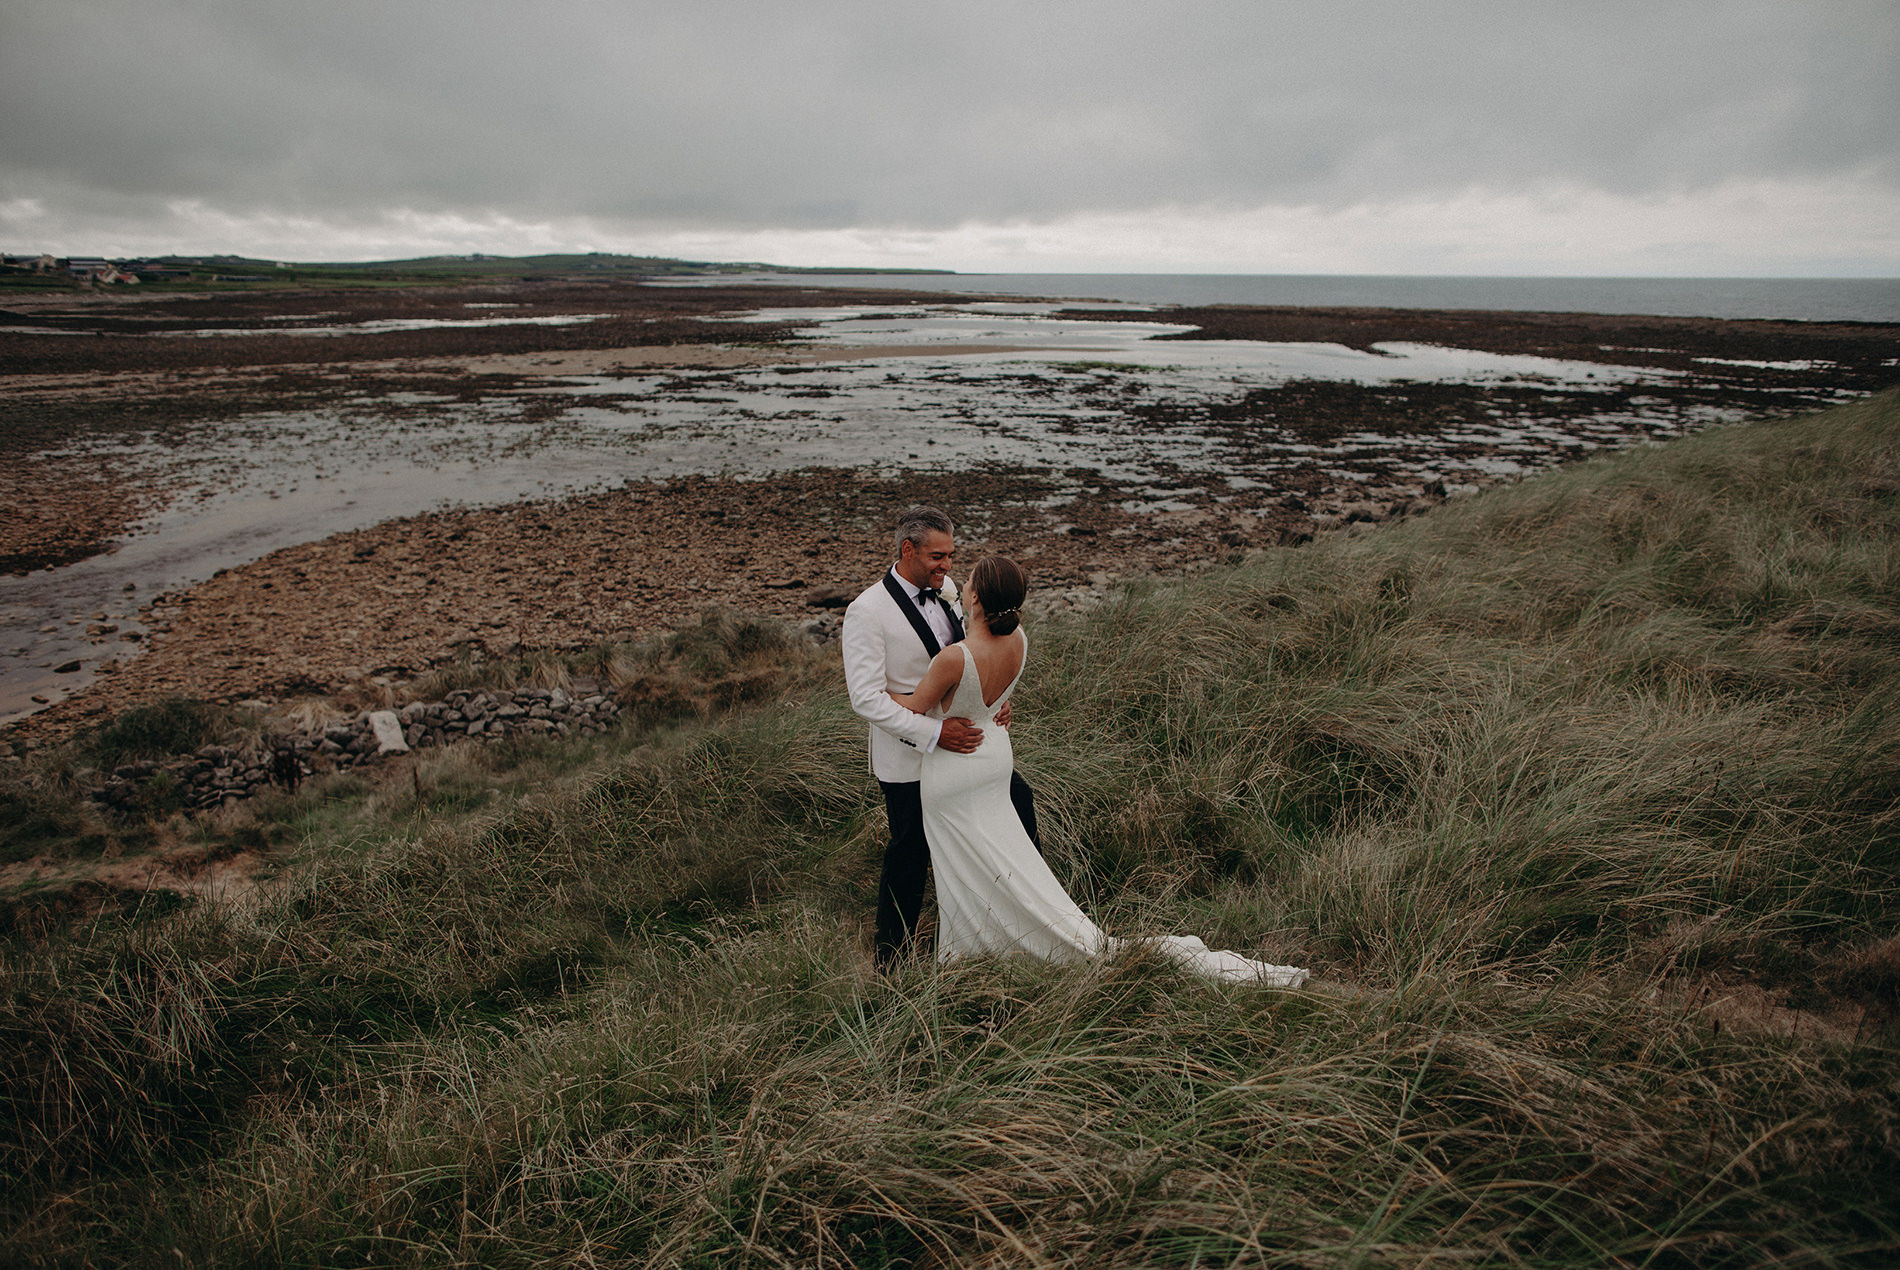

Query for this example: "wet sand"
[4,278,1894,746]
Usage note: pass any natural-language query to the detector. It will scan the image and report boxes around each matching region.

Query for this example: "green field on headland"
[0,251,949,291]
[4,391,1898,1265]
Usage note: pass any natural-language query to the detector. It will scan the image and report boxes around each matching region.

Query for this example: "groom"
[842,505,1039,968]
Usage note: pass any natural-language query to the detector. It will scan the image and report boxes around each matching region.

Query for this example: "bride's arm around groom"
[841,576,981,773]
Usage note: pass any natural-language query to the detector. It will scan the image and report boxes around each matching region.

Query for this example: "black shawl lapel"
[882,570,943,657]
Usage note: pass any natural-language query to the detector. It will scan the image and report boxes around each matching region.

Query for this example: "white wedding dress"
[920,634,1308,988]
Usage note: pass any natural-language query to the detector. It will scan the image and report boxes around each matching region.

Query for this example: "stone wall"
[93,684,621,813]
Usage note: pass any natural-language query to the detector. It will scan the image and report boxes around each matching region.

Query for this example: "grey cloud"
[4,0,1896,234]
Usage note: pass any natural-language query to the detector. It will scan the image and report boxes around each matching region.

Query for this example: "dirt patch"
[1664,974,1890,1047]
[0,842,267,936]
[1645,931,1900,1045]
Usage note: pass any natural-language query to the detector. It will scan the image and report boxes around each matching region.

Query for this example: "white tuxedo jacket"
[842,570,961,783]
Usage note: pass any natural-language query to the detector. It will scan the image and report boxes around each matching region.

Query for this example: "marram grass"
[3,391,1898,1266]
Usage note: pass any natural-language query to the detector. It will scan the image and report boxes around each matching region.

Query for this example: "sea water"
[667,273,1900,324]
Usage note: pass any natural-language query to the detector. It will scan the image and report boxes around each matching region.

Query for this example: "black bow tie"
[916,587,941,605]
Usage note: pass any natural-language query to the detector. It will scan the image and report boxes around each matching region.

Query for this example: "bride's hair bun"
[971,557,1028,637]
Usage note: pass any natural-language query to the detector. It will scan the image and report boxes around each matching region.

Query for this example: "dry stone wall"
[92,684,621,813]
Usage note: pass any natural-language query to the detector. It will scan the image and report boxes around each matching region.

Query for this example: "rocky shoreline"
[4,463,1352,750]
[6,278,1894,750]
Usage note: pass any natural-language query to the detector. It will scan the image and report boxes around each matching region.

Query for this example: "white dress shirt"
[890,569,952,753]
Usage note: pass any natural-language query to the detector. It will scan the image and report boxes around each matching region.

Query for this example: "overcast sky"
[4,1,1896,274]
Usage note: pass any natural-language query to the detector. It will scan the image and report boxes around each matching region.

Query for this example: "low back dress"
[919,635,1308,987]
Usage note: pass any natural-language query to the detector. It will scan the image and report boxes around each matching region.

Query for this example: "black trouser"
[875,770,1039,967]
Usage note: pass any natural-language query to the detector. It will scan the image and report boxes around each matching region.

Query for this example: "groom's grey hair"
[893,505,954,558]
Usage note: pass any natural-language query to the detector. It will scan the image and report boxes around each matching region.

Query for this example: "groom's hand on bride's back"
[939,717,984,753]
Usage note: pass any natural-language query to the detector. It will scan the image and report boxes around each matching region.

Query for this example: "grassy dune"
[3,391,1898,1266]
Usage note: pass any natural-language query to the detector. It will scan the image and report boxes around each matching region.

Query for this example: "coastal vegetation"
[2,390,1897,1265]
[0,251,949,293]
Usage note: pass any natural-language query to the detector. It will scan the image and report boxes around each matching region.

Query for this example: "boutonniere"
[941,577,965,622]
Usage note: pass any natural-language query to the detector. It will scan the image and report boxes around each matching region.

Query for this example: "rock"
[368,710,409,754]
[1340,501,1386,524]
[54,660,82,674]
[804,586,851,609]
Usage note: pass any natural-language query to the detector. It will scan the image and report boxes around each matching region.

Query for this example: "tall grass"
[3,391,1897,1266]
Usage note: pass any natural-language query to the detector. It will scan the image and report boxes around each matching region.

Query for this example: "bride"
[890,556,1308,988]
